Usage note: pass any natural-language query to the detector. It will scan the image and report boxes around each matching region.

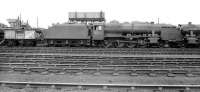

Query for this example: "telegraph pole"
[37,16,39,28]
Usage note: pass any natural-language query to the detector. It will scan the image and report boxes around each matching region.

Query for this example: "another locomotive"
[179,22,200,47]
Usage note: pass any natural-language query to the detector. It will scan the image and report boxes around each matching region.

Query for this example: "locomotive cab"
[92,23,104,40]
[88,23,104,47]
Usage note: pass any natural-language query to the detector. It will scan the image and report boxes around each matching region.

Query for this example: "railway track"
[0,81,200,92]
[0,47,200,55]
[0,47,200,92]
[0,53,200,77]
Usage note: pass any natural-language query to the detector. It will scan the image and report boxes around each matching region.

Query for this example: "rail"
[0,47,200,55]
[0,81,200,88]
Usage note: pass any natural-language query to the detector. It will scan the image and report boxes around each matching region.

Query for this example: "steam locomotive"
[1,12,200,48]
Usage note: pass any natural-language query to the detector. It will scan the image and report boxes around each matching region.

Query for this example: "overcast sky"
[0,0,199,28]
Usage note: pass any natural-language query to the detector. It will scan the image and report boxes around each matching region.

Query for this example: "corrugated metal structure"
[43,24,90,39]
[4,30,15,39]
[4,29,37,39]
[69,12,105,22]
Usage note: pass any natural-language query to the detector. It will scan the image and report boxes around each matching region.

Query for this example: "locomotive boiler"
[103,22,182,48]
